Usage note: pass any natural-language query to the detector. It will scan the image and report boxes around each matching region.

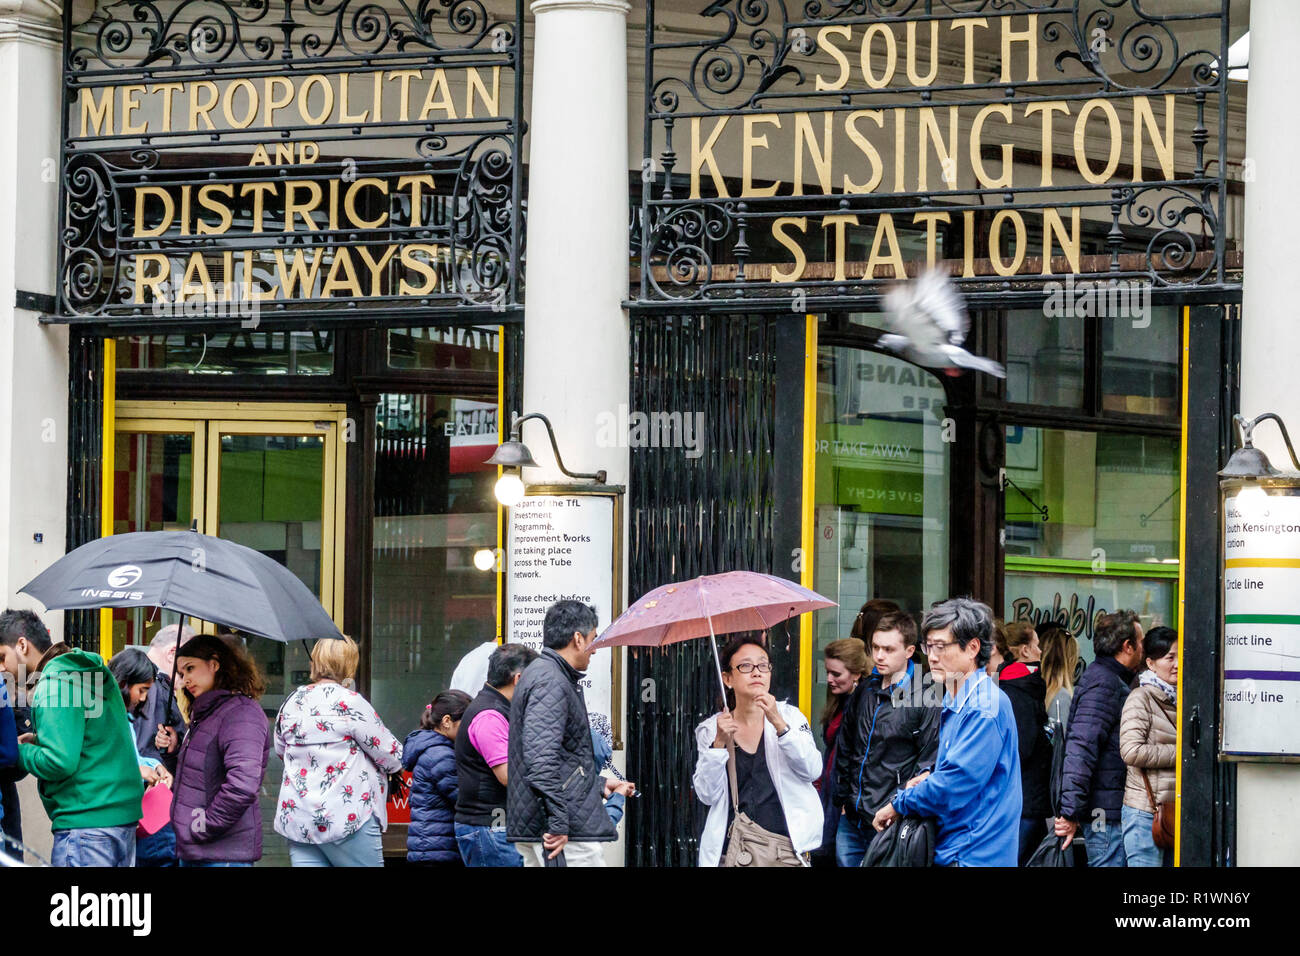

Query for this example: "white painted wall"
[0,1,68,636]
[0,0,68,863]
[1237,0,1300,867]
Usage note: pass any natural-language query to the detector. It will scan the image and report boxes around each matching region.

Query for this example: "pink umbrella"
[590,571,836,704]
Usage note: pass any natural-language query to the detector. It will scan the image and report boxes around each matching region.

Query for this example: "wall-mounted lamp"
[485,412,607,507]
[1219,413,1300,480]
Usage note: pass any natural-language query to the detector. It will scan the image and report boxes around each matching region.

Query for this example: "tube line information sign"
[506,493,616,740]
[1221,489,1300,756]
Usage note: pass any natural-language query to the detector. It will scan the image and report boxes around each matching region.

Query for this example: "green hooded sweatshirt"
[17,650,143,830]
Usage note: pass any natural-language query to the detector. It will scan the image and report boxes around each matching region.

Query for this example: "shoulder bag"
[1140,769,1175,851]
[720,739,804,868]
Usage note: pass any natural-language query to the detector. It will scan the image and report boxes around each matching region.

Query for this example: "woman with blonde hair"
[1039,623,1080,731]
[814,637,869,865]
[273,635,404,866]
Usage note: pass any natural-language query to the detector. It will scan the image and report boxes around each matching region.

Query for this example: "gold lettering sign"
[127,144,466,306]
[75,67,505,139]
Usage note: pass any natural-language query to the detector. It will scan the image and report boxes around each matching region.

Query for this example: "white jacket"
[693,701,824,867]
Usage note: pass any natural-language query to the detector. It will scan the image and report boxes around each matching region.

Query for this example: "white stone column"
[522,0,630,489]
[0,0,69,639]
[521,0,630,865]
[1237,0,1300,866]
[0,0,66,865]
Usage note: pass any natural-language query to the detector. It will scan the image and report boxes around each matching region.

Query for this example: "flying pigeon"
[877,270,1006,378]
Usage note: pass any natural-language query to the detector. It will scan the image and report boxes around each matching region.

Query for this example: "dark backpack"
[861,815,936,867]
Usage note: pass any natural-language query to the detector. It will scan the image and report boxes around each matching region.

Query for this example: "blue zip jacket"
[403,729,459,863]
[591,730,624,826]
[892,669,1021,867]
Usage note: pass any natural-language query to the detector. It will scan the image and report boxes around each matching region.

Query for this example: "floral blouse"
[273,682,404,845]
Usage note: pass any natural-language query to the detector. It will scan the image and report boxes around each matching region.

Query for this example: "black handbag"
[861,815,936,867]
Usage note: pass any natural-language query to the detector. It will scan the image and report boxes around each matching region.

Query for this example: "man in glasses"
[833,609,940,867]
[872,598,1021,867]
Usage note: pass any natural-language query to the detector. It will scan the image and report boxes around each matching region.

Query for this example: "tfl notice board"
[506,493,619,744]
[1222,489,1300,757]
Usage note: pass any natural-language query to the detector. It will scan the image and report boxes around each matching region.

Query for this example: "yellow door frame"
[1173,305,1191,867]
[99,342,116,658]
[106,400,349,650]
[799,314,818,721]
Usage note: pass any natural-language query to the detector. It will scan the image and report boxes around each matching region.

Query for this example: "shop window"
[1003,426,1179,657]
[1101,306,1180,417]
[387,326,498,371]
[369,393,499,740]
[1006,309,1085,408]
[116,331,334,375]
[811,344,950,727]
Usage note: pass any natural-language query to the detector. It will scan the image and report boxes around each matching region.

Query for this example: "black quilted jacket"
[1059,655,1135,823]
[506,649,616,844]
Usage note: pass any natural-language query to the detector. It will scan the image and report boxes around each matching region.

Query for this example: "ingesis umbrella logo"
[79,564,146,601]
[107,565,143,588]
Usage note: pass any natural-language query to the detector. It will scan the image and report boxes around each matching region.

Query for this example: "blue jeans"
[179,860,252,867]
[51,825,136,867]
[1084,815,1127,867]
[455,822,523,867]
[835,813,873,868]
[288,815,384,867]
[136,822,178,867]
[1122,805,1173,868]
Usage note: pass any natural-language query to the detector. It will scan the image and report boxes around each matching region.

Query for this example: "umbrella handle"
[707,618,728,711]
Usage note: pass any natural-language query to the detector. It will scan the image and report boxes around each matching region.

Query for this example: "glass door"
[204,419,343,714]
[113,402,348,661]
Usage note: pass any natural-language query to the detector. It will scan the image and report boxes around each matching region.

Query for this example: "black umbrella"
[19,529,343,643]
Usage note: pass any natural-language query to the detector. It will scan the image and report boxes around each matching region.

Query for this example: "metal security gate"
[624,313,805,866]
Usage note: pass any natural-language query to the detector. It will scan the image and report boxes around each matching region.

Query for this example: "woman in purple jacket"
[171,635,271,867]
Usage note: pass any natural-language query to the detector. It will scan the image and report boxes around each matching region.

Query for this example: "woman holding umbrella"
[171,634,271,867]
[693,635,823,867]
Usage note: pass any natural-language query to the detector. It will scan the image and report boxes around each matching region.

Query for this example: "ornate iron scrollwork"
[636,0,1237,310]
[57,0,525,327]
[69,0,514,71]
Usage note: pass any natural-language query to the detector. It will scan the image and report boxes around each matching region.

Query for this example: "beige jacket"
[1120,683,1177,810]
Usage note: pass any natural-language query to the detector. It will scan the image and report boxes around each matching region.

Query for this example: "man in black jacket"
[833,610,940,867]
[506,601,634,866]
[1055,610,1144,866]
